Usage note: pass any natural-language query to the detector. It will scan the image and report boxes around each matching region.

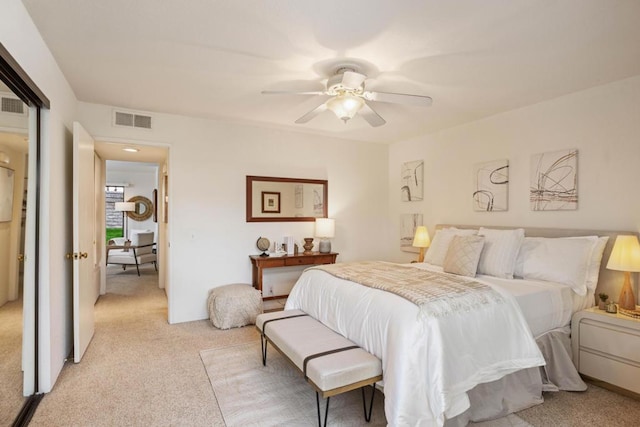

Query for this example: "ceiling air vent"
[1,94,26,115]
[113,110,153,130]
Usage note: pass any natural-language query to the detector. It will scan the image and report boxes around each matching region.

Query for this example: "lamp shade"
[326,94,365,123]
[114,201,136,212]
[412,226,431,248]
[315,218,335,238]
[606,235,640,272]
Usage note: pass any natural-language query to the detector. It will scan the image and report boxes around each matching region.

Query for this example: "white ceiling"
[22,0,640,144]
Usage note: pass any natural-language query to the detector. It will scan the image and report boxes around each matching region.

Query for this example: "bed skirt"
[444,328,585,426]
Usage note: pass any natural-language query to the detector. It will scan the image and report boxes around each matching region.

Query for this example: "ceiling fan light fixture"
[326,93,365,123]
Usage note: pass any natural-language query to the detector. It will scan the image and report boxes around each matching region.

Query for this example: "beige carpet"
[29,265,256,426]
[517,382,640,427]
[201,341,388,426]
[0,296,26,426]
[27,264,639,426]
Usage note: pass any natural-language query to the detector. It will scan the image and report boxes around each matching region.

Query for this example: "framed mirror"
[127,195,153,221]
[246,176,328,222]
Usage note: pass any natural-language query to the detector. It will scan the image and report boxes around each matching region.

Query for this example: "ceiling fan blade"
[364,90,433,107]
[359,102,386,127]
[262,90,326,96]
[294,96,331,124]
[341,71,367,90]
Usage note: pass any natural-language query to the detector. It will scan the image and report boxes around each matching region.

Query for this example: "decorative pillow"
[476,227,525,279]
[514,236,598,295]
[443,235,485,277]
[424,227,478,266]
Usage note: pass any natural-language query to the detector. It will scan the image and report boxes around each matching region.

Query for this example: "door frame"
[0,43,49,423]
[94,137,170,316]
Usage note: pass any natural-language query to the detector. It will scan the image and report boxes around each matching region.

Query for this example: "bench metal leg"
[261,334,267,366]
[362,385,376,422]
[316,392,330,427]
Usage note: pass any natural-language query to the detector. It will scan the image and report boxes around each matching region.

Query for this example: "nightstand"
[571,307,640,395]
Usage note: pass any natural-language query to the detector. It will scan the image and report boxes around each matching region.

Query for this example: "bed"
[284,225,630,426]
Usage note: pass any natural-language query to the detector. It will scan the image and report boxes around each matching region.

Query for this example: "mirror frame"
[246,175,328,222]
[126,195,153,221]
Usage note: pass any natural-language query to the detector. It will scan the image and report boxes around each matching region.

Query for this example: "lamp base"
[319,240,331,254]
[618,272,637,311]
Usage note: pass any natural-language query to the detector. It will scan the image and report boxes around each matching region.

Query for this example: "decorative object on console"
[401,160,424,202]
[598,293,609,310]
[412,226,431,263]
[256,237,270,257]
[606,235,640,312]
[302,238,314,254]
[473,159,508,212]
[114,201,135,239]
[315,218,335,253]
[530,148,578,211]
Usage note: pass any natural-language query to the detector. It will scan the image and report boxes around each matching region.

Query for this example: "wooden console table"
[249,252,338,300]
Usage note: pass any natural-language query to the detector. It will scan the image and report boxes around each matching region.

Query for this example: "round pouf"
[207,284,263,330]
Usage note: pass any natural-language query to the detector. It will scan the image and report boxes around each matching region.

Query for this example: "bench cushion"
[257,310,382,393]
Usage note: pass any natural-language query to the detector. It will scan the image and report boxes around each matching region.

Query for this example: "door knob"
[66,253,78,260]
[80,252,88,259]
[18,254,25,261]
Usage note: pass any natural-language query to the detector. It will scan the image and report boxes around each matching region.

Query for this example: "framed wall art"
[401,160,424,202]
[0,165,15,222]
[530,148,578,211]
[400,213,423,253]
[473,159,509,211]
[261,191,281,213]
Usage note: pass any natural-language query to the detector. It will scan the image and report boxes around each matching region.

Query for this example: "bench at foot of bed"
[256,309,383,427]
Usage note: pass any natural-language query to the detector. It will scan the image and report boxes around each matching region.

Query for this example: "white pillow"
[477,227,525,279]
[443,235,485,277]
[424,227,478,266]
[585,236,608,291]
[515,236,598,295]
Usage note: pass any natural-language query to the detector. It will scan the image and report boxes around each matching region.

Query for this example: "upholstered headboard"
[436,224,639,304]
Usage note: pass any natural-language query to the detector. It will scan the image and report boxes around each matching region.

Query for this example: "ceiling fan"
[262,65,433,127]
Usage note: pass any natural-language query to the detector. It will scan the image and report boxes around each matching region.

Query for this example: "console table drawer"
[284,255,333,266]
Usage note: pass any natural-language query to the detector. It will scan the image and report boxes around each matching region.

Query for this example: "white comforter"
[285,263,546,427]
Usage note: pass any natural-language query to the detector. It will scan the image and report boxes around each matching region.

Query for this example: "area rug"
[200,341,387,426]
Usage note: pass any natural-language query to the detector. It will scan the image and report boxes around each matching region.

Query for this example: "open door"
[72,122,96,362]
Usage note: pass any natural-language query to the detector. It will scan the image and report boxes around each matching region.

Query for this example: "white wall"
[388,76,640,282]
[1,0,79,393]
[77,102,391,323]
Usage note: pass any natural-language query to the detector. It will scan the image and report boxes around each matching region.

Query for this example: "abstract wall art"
[530,148,578,211]
[473,159,509,211]
[401,160,424,202]
[400,213,423,252]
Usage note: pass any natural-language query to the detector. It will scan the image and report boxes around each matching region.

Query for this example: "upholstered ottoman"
[207,284,263,329]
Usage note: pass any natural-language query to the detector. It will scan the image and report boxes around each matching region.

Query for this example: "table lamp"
[114,201,136,240]
[606,235,640,311]
[412,226,431,263]
[315,218,335,253]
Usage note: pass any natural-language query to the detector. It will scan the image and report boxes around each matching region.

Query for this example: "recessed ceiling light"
[122,147,139,153]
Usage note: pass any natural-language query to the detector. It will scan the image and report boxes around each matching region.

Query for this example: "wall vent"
[0,93,26,115]
[113,110,153,130]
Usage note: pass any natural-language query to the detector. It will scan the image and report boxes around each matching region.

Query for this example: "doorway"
[94,142,168,306]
